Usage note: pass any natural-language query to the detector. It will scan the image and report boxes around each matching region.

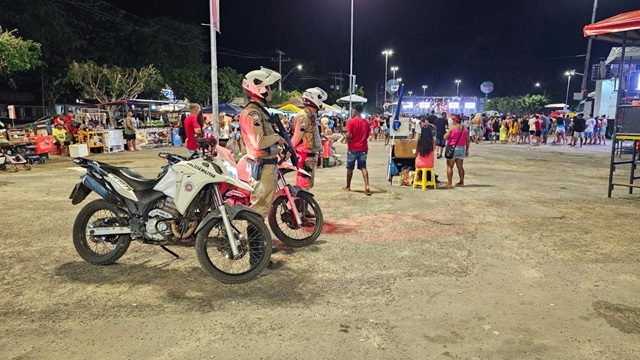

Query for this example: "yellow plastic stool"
[412,168,437,190]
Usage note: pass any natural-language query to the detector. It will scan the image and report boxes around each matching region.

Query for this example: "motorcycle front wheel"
[268,191,323,247]
[73,199,131,265]
[195,211,272,284]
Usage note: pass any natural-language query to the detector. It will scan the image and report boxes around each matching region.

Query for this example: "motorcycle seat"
[100,164,163,191]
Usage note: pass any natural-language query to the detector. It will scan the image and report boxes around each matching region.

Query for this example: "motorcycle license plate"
[69,182,91,205]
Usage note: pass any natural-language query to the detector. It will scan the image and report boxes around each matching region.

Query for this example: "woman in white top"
[217,112,231,149]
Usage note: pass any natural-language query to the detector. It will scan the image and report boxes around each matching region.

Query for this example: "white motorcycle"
[69,139,272,284]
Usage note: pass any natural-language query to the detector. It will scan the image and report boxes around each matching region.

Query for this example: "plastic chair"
[412,168,436,190]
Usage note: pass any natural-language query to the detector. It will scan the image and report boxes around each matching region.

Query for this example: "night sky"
[107,0,638,103]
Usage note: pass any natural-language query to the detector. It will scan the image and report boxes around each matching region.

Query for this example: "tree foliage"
[485,94,549,115]
[0,27,42,76]
[67,61,160,126]
[218,67,244,103]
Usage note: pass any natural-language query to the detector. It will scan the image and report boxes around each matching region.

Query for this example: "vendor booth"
[584,10,640,197]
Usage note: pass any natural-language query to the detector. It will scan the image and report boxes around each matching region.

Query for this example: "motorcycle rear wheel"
[195,211,272,284]
[268,191,323,247]
[73,199,131,265]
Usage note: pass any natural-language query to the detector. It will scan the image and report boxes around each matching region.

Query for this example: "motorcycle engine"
[144,198,179,241]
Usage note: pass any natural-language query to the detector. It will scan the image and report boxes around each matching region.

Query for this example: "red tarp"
[584,10,640,44]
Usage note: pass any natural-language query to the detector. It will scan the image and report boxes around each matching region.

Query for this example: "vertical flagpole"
[209,0,219,138]
[348,0,354,118]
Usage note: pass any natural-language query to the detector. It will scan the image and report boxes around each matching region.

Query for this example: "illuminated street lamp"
[408,91,413,97]
[455,79,462,97]
[382,50,393,97]
[564,70,583,110]
[535,82,546,97]
[282,64,303,87]
[422,85,428,97]
[391,66,399,80]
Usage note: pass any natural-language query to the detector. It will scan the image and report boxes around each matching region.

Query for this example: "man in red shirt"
[184,103,202,156]
[343,104,372,196]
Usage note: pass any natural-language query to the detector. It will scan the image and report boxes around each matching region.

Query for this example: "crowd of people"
[427,112,610,148]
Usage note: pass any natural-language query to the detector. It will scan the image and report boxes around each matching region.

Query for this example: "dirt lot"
[1,140,639,359]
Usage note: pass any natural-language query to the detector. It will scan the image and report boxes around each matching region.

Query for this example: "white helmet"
[242,67,281,99]
[302,87,328,110]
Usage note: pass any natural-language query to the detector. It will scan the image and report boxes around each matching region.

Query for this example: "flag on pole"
[211,0,220,33]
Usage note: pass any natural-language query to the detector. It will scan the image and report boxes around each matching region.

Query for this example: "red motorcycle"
[217,146,323,248]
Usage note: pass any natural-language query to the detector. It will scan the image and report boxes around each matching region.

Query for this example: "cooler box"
[69,144,89,158]
[172,128,183,146]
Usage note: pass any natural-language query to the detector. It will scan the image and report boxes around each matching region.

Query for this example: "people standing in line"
[509,117,519,143]
[124,111,138,152]
[292,87,327,190]
[571,113,586,147]
[598,116,608,145]
[383,116,391,146]
[541,114,550,144]
[443,115,470,188]
[533,115,542,146]
[343,104,371,196]
[434,112,449,159]
[184,103,202,156]
[491,117,500,144]
[471,113,483,144]
[239,67,286,218]
[585,115,597,145]
[554,117,567,145]
[426,110,438,126]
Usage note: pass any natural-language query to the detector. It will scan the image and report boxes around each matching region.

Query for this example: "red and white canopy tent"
[584,9,640,125]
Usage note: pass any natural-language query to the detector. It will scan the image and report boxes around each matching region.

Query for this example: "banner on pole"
[211,0,220,33]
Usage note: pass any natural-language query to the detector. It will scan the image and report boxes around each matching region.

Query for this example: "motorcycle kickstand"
[160,245,180,259]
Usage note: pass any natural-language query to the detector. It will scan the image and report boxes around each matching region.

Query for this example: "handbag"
[444,126,464,160]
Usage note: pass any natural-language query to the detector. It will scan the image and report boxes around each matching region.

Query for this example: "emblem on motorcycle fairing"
[184,182,194,192]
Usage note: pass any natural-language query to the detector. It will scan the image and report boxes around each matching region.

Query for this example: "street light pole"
[422,85,427,97]
[391,66,398,81]
[455,80,462,97]
[281,65,302,89]
[581,0,599,98]
[348,0,354,118]
[535,82,546,97]
[382,50,393,101]
[565,71,573,111]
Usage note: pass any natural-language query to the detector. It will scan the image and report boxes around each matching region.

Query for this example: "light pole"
[408,91,413,97]
[348,0,354,117]
[535,82,546,97]
[391,66,399,81]
[282,64,302,86]
[581,0,599,98]
[564,70,583,111]
[422,85,428,97]
[455,79,462,97]
[382,50,393,101]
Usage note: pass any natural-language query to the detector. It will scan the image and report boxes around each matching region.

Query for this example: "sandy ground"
[0,139,639,359]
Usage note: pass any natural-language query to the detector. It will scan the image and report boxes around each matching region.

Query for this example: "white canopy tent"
[544,103,569,109]
[337,94,368,104]
[605,47,640,64]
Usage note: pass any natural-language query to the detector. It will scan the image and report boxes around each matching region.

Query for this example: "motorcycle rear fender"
[275,184,315,199]
[195,204,262,234]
